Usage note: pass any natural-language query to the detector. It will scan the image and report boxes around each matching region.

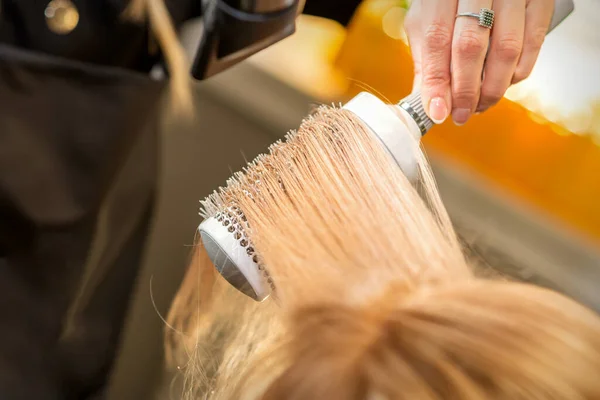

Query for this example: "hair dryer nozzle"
[192,0,299,79]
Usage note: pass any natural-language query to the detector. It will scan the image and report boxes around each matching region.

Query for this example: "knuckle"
[423,21,453,53]
[495,34,523,61]
[525,26,547,50]
[455,29,487,58]
[453,86,479,105]
[480,86,504,106]
[422,64,450,88]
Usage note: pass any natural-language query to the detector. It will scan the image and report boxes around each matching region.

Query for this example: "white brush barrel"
[343,92,421,182]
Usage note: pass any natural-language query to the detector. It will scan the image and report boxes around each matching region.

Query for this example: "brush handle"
[550,0,575,32]
[399,0,575,136]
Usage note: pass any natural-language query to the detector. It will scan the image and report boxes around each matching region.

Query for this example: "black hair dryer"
[191,0,300,79]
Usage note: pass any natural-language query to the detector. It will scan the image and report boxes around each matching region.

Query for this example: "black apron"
[0,45,164,400]
[0,1,167,398]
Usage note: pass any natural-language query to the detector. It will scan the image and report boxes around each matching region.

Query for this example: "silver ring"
[456,8,495,29]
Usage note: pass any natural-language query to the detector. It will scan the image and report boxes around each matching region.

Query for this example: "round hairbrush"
[198,0,574,300]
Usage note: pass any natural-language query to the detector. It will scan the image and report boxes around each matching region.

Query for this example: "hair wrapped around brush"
[166,103,600,400]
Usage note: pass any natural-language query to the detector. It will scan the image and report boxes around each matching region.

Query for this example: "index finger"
[419,0,458,123]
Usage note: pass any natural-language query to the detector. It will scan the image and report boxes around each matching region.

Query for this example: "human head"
[167,103,600,400]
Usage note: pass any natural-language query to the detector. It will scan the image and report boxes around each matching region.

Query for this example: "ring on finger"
[456,8,495,29]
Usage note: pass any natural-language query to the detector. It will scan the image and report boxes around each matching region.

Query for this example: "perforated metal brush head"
[199,205,274,301]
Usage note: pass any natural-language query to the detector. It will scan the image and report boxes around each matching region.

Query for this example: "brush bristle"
[199,106,334,220]
[198,106,344,298]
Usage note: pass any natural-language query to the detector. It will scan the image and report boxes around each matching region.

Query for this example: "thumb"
[412,70,423,93]
[408,35,422,92]
[404,1,422,93]
[412,70,422,93]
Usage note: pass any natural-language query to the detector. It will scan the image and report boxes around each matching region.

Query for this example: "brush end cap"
[343,92,420,182]
[199,217,269,301]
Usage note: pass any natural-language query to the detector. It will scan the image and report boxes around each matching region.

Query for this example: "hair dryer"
[191,0,300,79]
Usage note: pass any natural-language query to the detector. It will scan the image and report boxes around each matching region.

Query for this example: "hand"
[405,0,554,126]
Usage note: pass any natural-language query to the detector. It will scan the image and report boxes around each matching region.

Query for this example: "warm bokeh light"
[382,6,408,43]
[501,0,600,137]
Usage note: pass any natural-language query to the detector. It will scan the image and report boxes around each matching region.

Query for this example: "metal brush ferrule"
[398,92,433,136]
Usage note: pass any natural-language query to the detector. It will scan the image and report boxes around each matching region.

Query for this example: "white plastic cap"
[343,92,421,182]
[199,217,270,301]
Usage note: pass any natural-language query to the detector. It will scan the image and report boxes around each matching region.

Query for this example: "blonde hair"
[124,0,193,114]
[167,106,600,399]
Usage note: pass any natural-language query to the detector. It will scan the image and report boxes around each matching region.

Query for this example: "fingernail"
[452,108,471,126]
[428,97,448,124]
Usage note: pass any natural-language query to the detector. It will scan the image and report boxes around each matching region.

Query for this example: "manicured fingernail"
[428,97,448,124]
[452,108,471,126]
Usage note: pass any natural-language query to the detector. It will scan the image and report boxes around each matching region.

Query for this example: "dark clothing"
[0,43,164,400]
[0,1,360,399]
[303,0,362,27]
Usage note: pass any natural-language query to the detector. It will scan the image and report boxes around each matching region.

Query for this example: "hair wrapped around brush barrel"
[170,103,600,400]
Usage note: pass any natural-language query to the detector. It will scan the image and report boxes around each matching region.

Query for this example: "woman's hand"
[405,0,554,126]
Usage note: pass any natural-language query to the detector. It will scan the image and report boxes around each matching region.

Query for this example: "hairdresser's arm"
[405,0,554,126]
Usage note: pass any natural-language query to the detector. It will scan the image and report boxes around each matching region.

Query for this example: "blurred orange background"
[332,0,600,242]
